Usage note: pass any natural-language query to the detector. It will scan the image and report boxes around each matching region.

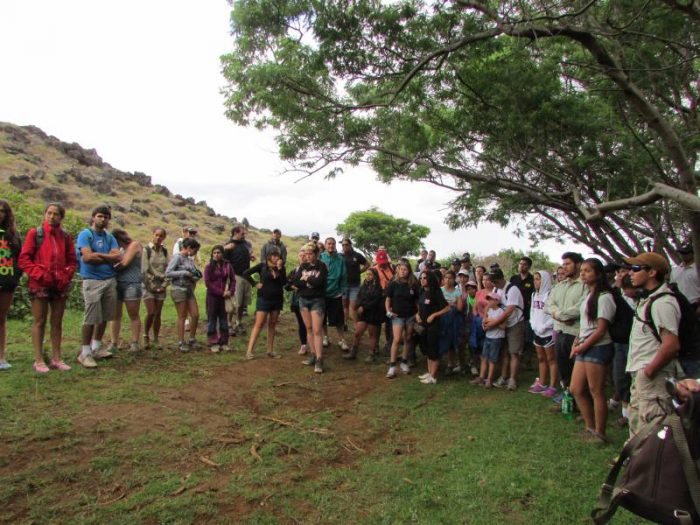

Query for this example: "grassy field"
[1,287,650,524]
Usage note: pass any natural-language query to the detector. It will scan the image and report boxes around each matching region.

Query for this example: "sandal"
[266,352,282,359]
[49,360,71,371]
[245,352,255,360]
[33,361,50,374]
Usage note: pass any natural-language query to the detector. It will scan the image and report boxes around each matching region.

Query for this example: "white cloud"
[0,0,587,263]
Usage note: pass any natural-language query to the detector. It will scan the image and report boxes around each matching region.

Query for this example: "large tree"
[336,207,429,257]
[222,1,699,263]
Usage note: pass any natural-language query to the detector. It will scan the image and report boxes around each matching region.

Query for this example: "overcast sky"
[0,0,582,262]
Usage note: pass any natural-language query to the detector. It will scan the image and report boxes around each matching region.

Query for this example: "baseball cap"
[489,268,505,280]
[461,252,471,262]
[622,252,671,274]
[452,259,461,266]
[457,269,470,277]
[310,232,320,241]
[375,250,389,264]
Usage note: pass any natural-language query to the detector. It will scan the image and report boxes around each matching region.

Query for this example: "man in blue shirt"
[76,205,121,368]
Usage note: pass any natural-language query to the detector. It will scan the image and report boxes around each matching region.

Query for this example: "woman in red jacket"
[19,203,77,373]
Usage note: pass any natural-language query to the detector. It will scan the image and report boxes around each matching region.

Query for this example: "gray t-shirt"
[578,291,616,346]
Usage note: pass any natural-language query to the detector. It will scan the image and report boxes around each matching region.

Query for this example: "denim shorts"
[117,282,143,302]
[391,316,415,328]
[482,337,503,363]
[299,296,325,313]
[343,286,360,301]
[575,343,614,365]
[171,285,194,303]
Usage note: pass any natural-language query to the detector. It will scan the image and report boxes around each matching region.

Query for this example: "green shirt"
[545,277,587,336]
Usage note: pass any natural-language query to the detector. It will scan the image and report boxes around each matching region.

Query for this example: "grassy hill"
[0,121,306,253]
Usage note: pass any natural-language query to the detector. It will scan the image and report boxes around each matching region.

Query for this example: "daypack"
[609,288,634,344]
[639,283,700,366]
[591,393,700,525]
[34,224,71,254]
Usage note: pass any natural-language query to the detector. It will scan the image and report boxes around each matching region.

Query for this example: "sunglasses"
[630,265,650,273]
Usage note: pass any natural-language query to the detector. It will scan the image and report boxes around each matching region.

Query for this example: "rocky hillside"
[0,122,304,251]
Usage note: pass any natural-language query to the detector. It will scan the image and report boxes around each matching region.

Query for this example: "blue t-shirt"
[77,228,118,280]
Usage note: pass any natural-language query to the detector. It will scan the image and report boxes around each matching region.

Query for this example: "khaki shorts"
[234,275,252,309]
[171,285,194,303]
[82,278,117,325]
[142,285,166,301]
[504,320,525,355]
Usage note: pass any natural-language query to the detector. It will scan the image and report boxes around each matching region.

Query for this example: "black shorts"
[419,323,441,360]
[256,296,283,313]
[324,296,344,327]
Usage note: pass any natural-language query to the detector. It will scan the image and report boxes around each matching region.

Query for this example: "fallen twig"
[250,443,262,462]
[199,456,220,468]
[100,492,126,506]
[345,436,365,452]
[170,486,187,497]
[272,381,320,392]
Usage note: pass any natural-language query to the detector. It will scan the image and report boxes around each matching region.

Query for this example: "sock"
[90,340,101,351]
[81,345,92,358]
[622,407,629,418]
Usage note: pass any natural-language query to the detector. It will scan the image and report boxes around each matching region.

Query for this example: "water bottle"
[561,388,574,421]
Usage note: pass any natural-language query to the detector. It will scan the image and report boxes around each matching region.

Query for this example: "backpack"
[34,224,70,255]
[504,283,523,311]
[609,288,634,344]
[638,283,700,367]
[591,393,700,525]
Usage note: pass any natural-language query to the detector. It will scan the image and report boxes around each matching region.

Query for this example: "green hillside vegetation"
[0,122,306,254]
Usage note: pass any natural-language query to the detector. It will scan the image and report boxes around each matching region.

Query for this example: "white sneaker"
[338,339,350,352]
[470,366,479,376]
[493,376,507,388]
[418,372,431,380]
[420,375,437,384]
[210,345,220,353]
[399,362,411,374]
[386,366,397,379]
[77,353,97,368]
[452,365,462,374]
[322,336,330,348]
[298,344,308,355]
[507,378,517,391]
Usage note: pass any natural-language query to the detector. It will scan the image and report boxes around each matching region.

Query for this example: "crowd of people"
[0,199,697,443]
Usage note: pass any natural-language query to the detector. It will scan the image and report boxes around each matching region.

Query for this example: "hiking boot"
[399,362,411,375]
[386,366,397,379]
[302,355,316,366]
[342,346,358,360]
[77,353,97,368]
[322,336,330,348]
[314,359,324,373]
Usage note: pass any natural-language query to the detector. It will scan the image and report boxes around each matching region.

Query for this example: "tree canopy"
[336,208,429,257]
[222,1,699,262]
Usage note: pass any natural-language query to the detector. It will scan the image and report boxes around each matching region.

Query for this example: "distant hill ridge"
[0,121,304,250]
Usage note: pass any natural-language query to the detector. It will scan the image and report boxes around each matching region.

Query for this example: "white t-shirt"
[501,284,524,328]
[485,307,506,339]
[670,263,700,304]
[578,291,616,346]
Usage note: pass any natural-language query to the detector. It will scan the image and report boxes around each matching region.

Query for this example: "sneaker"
[178,342,190,353]
[245,352,255,360]
[452,365,462,374]
[127,342,140,353]
[607,398,620,410]
[507,378,517,391]
[540,386,557,398]
[444,367,453,376]
[220,345,230,352]
[314,359,323,373]
[33,361,50,373]
[552,392,564,404]
[0,360,11,370]
[322,336,330,348]
[364,353,376,364]
[266,351,282,359]
[483,379,492,389]
[298,344,308,355]
[494,376,507,388]
[418,372,431,380]
[143,335,151,348]
[235,325,246,336]
[302,355,316,366]
[187,339,199,349]
[210,345,221,354]
[420,375,437,384]
[470,377,483,385]
[94,348,114,359]
[399,362,411,375]
[528,383,546,394]
[77,353,97,368]
[470,366,479,376]
[49,360,71,371]
[338,339,350,352]
[152,338,162,350]
[386,366,397,379]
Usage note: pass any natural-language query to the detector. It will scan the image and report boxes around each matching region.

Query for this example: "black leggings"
[555,331,576,388]
[292,305,307,345]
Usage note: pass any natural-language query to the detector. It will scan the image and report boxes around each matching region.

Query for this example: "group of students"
[0,199,695,444]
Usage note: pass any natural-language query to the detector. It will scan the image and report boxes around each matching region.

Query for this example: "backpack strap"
[34,224,44,252]
[636,291,676,343]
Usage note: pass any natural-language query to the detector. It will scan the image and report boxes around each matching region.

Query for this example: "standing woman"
[19,202,76,372]
[346,267,384,362]
[287,249,308,355]
[440,270,465,374]
[244,247,286,359]
[0,200,23,370]
[570,258,616,443]
[528,270,558,397]
[385,261,420,378]
[166,238,202,352]
[204,245,234,353]
[474,265,487,291]
[110,228,143,352]
[142,227,169,349]
[415,271,450,384]
[291,242,327,373]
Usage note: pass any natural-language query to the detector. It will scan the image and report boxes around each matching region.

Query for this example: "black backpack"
[639,283,700,367]
[609,288,634,344]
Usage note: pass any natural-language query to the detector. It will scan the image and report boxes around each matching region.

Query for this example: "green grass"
[0,287,652,524]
